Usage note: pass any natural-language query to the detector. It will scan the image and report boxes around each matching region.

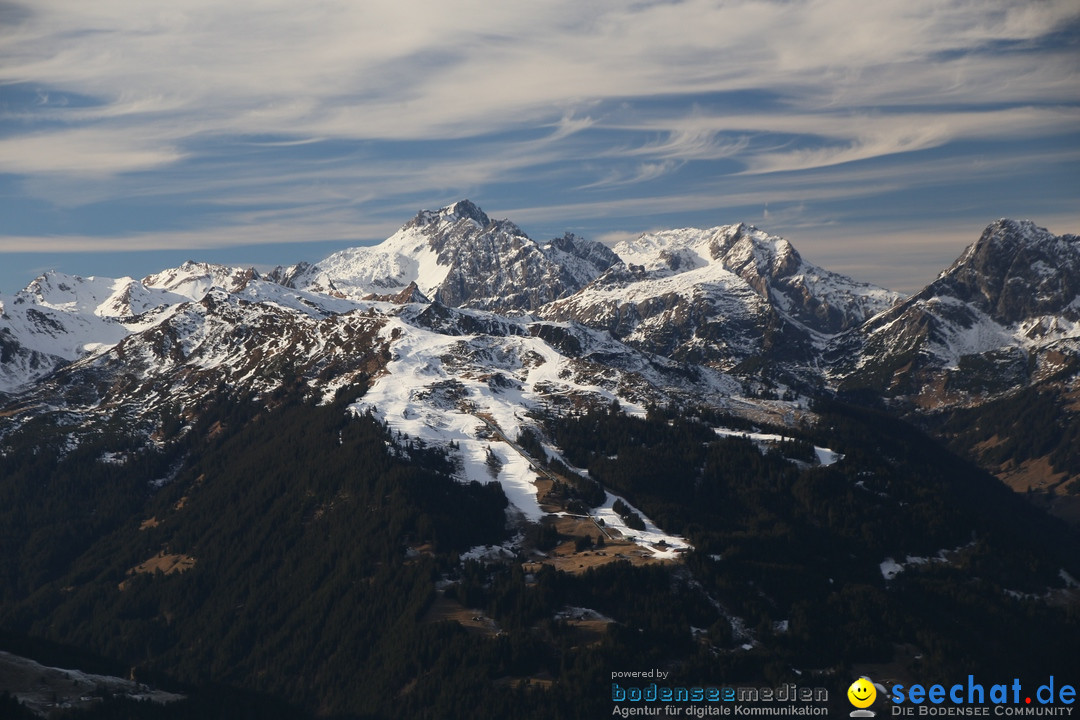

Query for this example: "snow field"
[350,314,689,551]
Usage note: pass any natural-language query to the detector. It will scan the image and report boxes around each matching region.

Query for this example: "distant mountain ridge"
[1,202,1077,511]
[0,262,260,396]
[3,204,1075,403]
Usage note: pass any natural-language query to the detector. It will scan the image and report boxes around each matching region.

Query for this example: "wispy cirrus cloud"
[0,216,401,254]
[0,126,185,175]
[4,0,1077,154]
[0,0,1077,293]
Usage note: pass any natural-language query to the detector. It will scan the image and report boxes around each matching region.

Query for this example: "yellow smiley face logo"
[848,677,877,708]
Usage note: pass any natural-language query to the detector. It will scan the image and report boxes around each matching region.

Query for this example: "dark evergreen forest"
[1,387,1078,719]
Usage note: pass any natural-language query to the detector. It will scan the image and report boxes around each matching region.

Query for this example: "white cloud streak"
[0,217,400,254]
[0,127,184,175]
[3,0,1077,160]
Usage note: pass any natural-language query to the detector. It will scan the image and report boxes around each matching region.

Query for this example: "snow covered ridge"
[609,223,901,334]
[541,221,901,373]
[1,205,1076,433]
[0,199,898,395]
[4,203,1071,403]
[0,268,201,394]
[1,203,1077,535]
[0,263,357,394]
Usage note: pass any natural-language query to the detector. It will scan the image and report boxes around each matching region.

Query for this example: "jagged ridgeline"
[0,203,1078,718]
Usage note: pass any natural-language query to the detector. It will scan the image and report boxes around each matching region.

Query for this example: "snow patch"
[814,446,842,466]
[460,542,519,563]
[880,558,904,580]
[99,451,127,466]
[714,427,842,466]
[592,492,690,558]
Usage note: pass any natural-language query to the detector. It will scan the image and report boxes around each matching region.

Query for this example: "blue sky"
[1,0,1078,294]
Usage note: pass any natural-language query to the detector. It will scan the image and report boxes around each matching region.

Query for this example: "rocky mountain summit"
[833,219,1080,405]
[280,200,620,313]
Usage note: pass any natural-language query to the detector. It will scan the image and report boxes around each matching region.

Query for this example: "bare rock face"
[925,219,1080,325]
[834,219,1080,406]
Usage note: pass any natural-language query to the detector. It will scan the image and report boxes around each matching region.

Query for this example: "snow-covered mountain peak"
[408,199,491,230]
[597,223,897,337]
[0,261,284,396]
[614,230,708,274]
[950,219,1059,272]
[143,261,257,301]
[711,224,801,280]
[17,271,134,316]
[1,273,143,394]
[289,203,497,302]
[10,269,199,321]
[612,223,799,279]
[293,201,619,313]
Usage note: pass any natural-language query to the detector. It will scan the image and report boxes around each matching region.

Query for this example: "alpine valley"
[1,202,1078,719]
